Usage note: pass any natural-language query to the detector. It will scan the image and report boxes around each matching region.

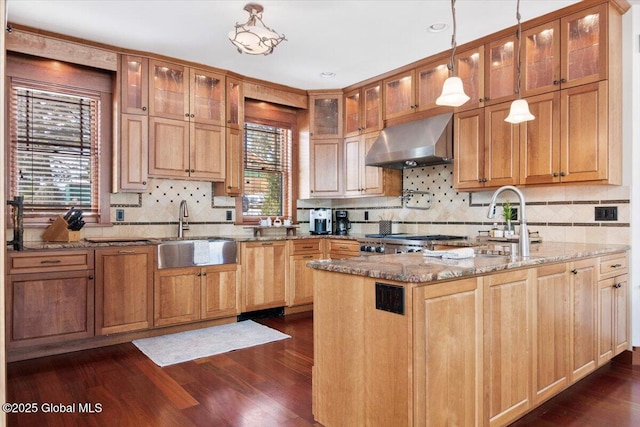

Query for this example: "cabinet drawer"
[327,239,360,258]
[291,239,323,255]
[599,253,628,279]
[8,250,94,274]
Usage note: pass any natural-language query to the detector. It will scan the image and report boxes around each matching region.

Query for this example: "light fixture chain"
[515,0,522,97]
[448,0,458,75]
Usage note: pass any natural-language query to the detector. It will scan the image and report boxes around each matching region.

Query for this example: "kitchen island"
[307,242,629,427]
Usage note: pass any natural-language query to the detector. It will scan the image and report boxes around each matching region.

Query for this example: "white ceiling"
[6,0,581,91]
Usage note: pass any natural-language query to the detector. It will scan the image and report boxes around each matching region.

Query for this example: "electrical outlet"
[510,207,518,221]
[115,209,125,221]
[595,206,617,221]
[364,211,369,221]
[226,210,232,221]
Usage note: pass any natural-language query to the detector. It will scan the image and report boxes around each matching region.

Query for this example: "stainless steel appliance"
[157,238,237,269]
[357,234,467,255]
[310,208,332,235]
[335,210,351,235]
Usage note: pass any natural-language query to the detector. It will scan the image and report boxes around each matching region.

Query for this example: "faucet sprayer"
[487,185,529,258]
[178,200,189,238]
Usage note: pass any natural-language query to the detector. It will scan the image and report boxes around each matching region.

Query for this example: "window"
[242,122,292,218]
[6,53,112,224]
[238,99,298,223]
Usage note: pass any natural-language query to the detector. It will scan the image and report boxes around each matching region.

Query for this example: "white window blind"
[243,122,292,218]
[9,82,101,216]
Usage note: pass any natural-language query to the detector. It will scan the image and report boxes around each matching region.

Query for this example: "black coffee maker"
[335,210,351,236]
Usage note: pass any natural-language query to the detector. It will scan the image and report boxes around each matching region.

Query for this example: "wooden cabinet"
[122,55,149,115]
[241,241,288,312]
[149,118,225,180]
[534,263,570,404]
[309,138,343,198]
[288,239,323,307]
[383,70,415,120]
[569,257,598,382]
[95,246,153,335]
[597,253,629,365]
[309,92,343,139]
[214,126,243,196]
[225,76,243,130]
[413,277,482,427]
[454,104,518,190]
[6,250,95,349]
[326,239,360,259]
[344,131,402,197]
[485,34,518,106]
[344,82,382,137]
[484,268,534,426]
[455,46,485,111]
[154,264,239,327]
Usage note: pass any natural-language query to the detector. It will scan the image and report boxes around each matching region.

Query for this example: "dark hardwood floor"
[6,311,640,426]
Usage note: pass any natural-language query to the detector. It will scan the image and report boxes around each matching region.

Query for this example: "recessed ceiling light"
[320,71,336,78]
[428,23,448,33]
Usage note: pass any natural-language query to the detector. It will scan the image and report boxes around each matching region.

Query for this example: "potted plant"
[502,201,514,235]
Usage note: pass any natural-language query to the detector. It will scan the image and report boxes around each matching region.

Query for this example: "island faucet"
[487,185,529,258]
[178,200,189,238]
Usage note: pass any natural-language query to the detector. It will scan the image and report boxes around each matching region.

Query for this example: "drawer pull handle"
[302,246,314,249]
[262,242,273,246]
[118,250,136,254]
[303,255,314,259]
[611,263,622,268]
[40,260,62,264]
[571,269,578,274]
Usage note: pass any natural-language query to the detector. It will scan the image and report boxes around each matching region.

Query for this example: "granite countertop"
[306,241,630,284]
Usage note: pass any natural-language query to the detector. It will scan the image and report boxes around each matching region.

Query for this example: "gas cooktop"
[363,234,466,241]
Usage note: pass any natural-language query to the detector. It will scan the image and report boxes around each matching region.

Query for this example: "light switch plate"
[116,209,124,221]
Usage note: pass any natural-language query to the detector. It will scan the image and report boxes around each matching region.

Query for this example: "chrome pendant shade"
[228,3,286,55]
[436,0,469,107]
[505,0,535,124]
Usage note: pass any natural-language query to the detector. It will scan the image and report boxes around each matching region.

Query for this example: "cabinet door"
[289,253,323,306]
[190,68,225,126]
[154,268,201,327]
[534,263,570,404]
[242,241,288,311]
[225,77,243,129]
[362,82,382,134]
[95,247,153,335]
[223,126,244,195]
[484,268,533,427]
[148,117,190,178]
[7,270,94,348]
[455,46,484,111]
[597,276,615,365]
[189,122,225,181]
[309,94,343,139]
[120,114,149,191]
[362,131,385,195]
[454,108,485,189]
[416,56,450,112]
[344,88,361,137]
[309,139,342,197]
[121,55,149,115]
[201,264,239,320]
[561,4,607,89]
[613,274,629,356]
[522,21,560,97]
[149,60,189,120]
[485,35,517,106]
[383,70,415,120]
[570,258,598,382]
[413,278,482,427]
[560,81,608,183]
[343,135,361,196]
[519,92,561,185]
[484,102,519,187]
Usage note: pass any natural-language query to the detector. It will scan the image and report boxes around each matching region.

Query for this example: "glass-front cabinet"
[344,82,382,137]
[522,21,560,97]
[416,55,450,112]
[383,70,415,120]
[121,56,148,115]
[485,34,517,106]
[455,46,484,111]
[190,68,225,126]
[226,76,243,129]
[149,60,189,120]
[309,92,343,139]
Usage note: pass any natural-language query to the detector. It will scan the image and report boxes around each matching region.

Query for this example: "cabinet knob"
[196,272,202,276]
[560,172,566,177]
[202,272,207,276]
[227,185,232,189]
[185,113,190,118]
[88,275,94,280]
[484,97,489,102]
[310,132,314,136]
[190,169,195,173]
[571,269,578,274]
[553,80,560,85]
[553,172,559,177]
[614,283,622,289]
[185,169,190,172]
[142,106,147,111]
[560,78,567,83]
[190,114,195,118]
[142,181,147,185]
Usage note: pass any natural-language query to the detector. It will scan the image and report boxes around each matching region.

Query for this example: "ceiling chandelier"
[505,0,535,123]
[228,3,286,56]
[436,0,470,107]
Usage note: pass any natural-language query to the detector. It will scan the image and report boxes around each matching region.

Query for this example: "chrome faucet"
[487,185,529,258]
[178,200,189,238]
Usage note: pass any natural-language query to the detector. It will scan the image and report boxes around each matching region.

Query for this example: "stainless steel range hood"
[365,113,453,169]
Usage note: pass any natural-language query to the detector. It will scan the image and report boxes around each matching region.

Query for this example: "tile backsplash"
[17,165,629,245]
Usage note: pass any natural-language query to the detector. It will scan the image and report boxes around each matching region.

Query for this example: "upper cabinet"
[226,76,243,130]
[121,56,149,115]
[484,34,518,106]
[455,46,485,112]
[344,82,382,137]
[309,92,343,139]
[383,70,415,120]
[415,55,452,113]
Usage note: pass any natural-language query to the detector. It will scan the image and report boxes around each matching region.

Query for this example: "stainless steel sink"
[157,238,237,269]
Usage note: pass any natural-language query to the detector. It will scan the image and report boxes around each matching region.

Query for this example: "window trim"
[5,52,113,226]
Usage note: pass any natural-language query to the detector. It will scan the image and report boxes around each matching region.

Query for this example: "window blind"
[9,83,101,216]
[243,122,292,218]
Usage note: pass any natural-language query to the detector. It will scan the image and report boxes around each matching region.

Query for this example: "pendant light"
[228,3,286,56]
[505,0,535,123]
[436,0,470,107]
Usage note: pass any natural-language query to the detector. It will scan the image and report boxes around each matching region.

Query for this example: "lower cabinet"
[6,250,95,349]
[569,258,598,382]
[95,246,153,335]
[288,239,324,307]
[154,264,239,327]
[597,253,629,366]
[241,241,288,312]
[326,239,360,259]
